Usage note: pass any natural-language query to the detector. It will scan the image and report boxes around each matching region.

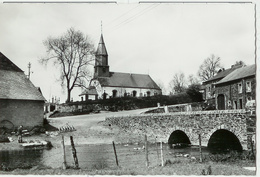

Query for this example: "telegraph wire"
[107,3,160,32]
[104,4,140,27]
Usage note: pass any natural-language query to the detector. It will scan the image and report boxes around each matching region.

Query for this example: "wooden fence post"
[160,141,164,166]
[70,136,79,168]
[199,134,203,163]
[61,135,67,169]
[112,141,119,166]
[145,135,149,167]
[155,137,159,165]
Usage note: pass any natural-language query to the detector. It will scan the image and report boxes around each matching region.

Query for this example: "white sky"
[0,0,257,103]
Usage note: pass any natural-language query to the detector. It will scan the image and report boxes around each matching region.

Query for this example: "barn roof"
[96,72,161,90]
[203,64,243,84]
[216,64,256,85]
[0,52,45,101]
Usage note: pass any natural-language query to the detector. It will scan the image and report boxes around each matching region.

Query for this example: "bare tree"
[40,28,95,103]
[169,72,187,94]
[188,74,200,85]
[198,54,222,82]
[155,79,166,95]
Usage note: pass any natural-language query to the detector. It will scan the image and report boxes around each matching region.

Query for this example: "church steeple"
[94,30,110,78]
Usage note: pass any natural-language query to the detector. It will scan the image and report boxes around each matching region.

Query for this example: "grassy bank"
[0,159,255,175]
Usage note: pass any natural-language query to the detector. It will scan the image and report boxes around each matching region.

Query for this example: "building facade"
[82,34,162,100]
[214,64,256,110]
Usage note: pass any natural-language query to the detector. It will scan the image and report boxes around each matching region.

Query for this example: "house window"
[246,81,252,92]
[238,83,242,94]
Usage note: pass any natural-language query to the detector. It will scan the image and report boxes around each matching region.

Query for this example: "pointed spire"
[96,33,108,56]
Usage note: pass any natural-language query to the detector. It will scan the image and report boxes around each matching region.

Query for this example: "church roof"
[96,72,161,90]
[216,64,255,85]
[0,52,45,101]
[96,34,108,56]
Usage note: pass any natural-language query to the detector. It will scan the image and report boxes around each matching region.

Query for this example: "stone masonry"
[105,109,256,150]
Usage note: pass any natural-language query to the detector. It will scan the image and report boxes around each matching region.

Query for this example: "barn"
[0,52,46,131]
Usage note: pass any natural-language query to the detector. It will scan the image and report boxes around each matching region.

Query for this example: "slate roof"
[96,72,161,90]
[0,52,45,101]
[96,34,108,56]
[216,64,256,85]
[203,65,243,84]
[0,52,23,72]
[79,86,98,96]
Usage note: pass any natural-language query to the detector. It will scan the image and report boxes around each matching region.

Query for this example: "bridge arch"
[168,130,191,148]
[207,129,242,152]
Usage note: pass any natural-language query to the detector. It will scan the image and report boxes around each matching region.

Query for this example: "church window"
[112,90,117,98]
[147,91,151,97]
[102,67,106,73]
[133,90,137,97]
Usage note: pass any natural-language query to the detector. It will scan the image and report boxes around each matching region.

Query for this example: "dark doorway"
[168,130,191,148]
[239,99,243,109]
[207,129,242,153]
[217,94,225,110]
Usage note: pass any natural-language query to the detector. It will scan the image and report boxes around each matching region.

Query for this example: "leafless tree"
[169,72,187,94]
[40,28,95,103]
[197,54,222,82]
[188,74,200,85]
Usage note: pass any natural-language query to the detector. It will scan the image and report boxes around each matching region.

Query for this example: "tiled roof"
[0,52,45,101]
[79,86,98,96]
[96,72,161,90]
[0,52,23,72]
[216,64,255,85]
[203,65,243,84]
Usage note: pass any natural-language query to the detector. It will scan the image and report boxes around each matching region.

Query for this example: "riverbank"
[0,110,257,175]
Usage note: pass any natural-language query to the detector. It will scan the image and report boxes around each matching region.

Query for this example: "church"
[80,33,162,100]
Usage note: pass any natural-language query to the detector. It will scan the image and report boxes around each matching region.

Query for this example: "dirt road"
[48,108,150,145]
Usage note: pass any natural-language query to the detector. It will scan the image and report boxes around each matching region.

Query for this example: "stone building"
[214,64,256,110]
[0,52,46,129]
[81,34,162,100]
[202,64,243,104]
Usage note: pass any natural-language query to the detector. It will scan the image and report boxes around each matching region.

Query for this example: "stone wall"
[105,110,256,150]
[0,99,44,130]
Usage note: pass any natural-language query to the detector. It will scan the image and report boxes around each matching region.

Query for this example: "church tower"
[94,34,110,78]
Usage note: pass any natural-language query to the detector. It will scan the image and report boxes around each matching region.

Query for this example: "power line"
[108,3,160,32]
[104,4,140,27]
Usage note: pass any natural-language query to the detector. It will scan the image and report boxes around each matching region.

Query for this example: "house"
[0,52,46,130]
[202,64,243,105]
[214,64,256,110]
[81,34,162,99]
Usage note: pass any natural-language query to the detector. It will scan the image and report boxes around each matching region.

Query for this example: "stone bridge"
[106,109,256,150]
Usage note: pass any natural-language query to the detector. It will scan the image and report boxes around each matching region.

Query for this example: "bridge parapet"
[105,109,255,150]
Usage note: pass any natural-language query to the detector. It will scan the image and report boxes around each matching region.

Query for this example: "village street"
[47,108,151,146]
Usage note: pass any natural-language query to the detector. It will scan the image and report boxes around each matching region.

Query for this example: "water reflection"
[0,149,43,170]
